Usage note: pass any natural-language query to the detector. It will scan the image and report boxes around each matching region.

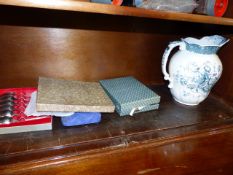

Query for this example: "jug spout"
[182,35,229,54]
[204,35,229,47]
[219,37,230,47]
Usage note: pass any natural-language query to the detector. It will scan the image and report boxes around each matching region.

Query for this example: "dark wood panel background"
[0,4,233,175]
[224,0,233,18]
[214,34,233,106]
[0,25,174,87]
[0,5,233,104]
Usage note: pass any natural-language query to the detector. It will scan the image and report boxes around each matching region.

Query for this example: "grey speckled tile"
[36,77,115,112]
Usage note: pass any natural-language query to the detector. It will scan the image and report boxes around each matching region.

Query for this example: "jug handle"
[162,41,185,88]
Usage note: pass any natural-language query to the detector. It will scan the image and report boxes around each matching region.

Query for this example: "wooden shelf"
[1,86,233,174]
[1,0,233,26]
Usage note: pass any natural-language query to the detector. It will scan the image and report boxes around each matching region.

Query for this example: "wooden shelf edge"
[1,124,233,175]
[1,0,233,26]
[1,117,233,169]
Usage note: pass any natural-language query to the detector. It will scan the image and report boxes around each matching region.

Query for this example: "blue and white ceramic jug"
[162,35,229,105]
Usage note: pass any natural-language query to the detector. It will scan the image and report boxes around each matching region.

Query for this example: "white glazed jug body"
[169,49,222,105]
[162,35,229,105]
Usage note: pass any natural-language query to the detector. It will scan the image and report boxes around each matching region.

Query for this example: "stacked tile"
[36,77,115,113]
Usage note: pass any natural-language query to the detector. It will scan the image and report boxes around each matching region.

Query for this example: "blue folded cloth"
[61,112,101,126]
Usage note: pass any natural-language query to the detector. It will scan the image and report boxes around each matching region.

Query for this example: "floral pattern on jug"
[162,35,229,105]
[174,61,222,97]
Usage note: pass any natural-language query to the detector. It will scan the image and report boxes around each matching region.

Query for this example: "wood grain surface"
[214,34,233,106]
[0,2,233,175]
[1,0,233,26]
[0,86,233,174]
[0,6,233,89]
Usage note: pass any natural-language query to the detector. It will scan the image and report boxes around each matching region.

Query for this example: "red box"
[0,88,52,134]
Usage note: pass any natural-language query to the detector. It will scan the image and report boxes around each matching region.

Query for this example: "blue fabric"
[61,112,101,126]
